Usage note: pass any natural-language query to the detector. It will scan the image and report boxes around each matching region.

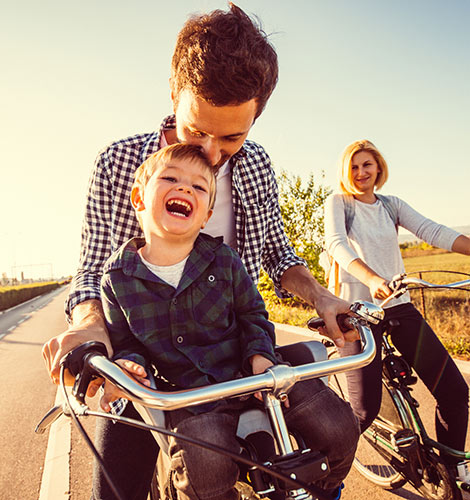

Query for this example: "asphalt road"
[0,287,67,500]
[1,289,469,499]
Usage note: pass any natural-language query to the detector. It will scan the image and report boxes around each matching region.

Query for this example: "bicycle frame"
[363,274,470,494]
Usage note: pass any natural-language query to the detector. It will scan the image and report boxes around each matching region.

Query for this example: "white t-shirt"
[139,250,188,289]
[201,160,237,249]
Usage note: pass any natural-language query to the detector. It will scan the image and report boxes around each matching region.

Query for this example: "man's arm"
[41,299,112,390]
[280,265,357,347]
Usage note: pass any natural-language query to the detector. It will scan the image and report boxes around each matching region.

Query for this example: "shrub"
[0,282,60,311]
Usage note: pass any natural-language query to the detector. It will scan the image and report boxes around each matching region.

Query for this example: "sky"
[1,0,469,280]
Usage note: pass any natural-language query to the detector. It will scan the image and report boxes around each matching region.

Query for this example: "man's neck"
[164,128,177,145]
[140,233,196,266]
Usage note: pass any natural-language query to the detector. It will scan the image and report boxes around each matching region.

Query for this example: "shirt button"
[208,275,215,283]
[172,298,177,305]
[176,336,183,344]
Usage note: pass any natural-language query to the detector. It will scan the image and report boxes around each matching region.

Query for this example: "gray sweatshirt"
[324,193,460,307]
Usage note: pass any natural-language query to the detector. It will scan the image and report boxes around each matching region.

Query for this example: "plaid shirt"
[101,234,277,412]
[66,115,306,320]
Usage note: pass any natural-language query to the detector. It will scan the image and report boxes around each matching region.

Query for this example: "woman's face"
[351,151,380,194]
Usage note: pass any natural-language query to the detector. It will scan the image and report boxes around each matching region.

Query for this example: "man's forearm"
[280,265,330,307]
[71,298,106,328]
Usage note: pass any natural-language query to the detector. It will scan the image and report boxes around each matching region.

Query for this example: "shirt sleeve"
[100,272,150,369]
[65,149,114,322]
[324,194,361,270]
[393,196,460,250]
[258,155,308,295]
[230,252,277,374]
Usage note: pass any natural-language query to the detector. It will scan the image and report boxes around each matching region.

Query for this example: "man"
[43,4,356,499]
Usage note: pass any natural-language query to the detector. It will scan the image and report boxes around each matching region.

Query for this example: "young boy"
[101,143,278,497]
[100,143,358,499]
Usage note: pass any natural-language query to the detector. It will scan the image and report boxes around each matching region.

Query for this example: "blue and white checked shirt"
[66,114,306,320]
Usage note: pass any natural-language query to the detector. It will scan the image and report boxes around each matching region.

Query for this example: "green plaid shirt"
[101,234,277,396]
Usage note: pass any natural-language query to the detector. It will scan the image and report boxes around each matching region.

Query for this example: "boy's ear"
[200,209,213,230]
[131,186,145,211]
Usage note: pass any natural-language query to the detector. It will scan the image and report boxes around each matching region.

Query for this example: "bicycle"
[318,273,470,500]
[36,300,380,500]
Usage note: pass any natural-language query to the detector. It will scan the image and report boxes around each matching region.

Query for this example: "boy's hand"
[250,354,290,408]
[100,359,150,412]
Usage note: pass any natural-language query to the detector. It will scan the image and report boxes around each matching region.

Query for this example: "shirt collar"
[106,234,224,288]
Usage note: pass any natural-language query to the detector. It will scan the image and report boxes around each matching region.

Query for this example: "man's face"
[170,89,258,170]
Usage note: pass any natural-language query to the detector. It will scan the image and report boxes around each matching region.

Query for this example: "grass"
[263,251,470,360]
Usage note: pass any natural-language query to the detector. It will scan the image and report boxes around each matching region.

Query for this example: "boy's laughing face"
[134,158,213,242]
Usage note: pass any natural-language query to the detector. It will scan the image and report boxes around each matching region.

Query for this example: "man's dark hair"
[171,3,278,119]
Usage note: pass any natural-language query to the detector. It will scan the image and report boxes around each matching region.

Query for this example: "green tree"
[258,170,331,307]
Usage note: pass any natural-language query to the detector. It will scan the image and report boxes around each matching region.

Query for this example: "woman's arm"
[346,259,392,300]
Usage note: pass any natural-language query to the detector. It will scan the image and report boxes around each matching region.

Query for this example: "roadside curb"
[273,322,470,374]
[38,388,71,500]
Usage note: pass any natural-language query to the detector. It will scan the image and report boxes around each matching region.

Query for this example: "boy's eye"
[161,176,177,182]
[194,184,207,192]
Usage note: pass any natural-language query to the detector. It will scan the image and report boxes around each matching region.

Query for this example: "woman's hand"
[369,276,392,300]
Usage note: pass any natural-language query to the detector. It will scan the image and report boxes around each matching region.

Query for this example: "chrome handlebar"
[381,275,470,307]
[36,300,379,433]
[87,317,375,411]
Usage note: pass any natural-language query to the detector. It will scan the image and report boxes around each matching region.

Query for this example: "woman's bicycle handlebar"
[381,274,470,308]
[36,300,379,434]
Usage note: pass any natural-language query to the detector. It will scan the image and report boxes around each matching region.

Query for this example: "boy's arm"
[230,253,277,374]
[101,273,150,370]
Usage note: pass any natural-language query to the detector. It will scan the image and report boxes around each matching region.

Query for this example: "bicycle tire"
[328,349,407,490]
[412,451,462,500]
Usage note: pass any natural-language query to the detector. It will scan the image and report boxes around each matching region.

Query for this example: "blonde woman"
[324,139,470,472]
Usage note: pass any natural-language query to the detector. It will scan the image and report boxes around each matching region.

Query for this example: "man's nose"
[201,138,221,167]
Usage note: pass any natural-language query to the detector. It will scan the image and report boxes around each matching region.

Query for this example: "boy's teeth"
[167,199,191,216]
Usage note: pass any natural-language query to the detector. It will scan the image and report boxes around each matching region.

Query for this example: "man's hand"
[280,265,357,348]
[313,291,358,347]
[100,359,150,412]
[41,299,112,396]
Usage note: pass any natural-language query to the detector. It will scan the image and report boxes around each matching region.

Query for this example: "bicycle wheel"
[412,451,461,500]
[328,349,407,490]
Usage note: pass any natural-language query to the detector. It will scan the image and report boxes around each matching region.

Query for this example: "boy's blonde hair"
[134,143,217,210]
[338,140,389,195]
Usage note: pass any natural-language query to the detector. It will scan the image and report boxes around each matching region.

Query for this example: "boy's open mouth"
[166,199,193,218]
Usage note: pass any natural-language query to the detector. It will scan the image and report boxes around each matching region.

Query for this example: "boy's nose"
[177,185,192,194]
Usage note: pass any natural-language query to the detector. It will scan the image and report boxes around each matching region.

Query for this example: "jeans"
[91,402,159,500]
[167,378,359,499]
[339,302,469,461]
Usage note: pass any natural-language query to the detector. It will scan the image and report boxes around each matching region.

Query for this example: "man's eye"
[190,130,205,138]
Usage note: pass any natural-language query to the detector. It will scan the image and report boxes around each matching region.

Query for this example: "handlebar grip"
[60,341,108,377]
[307,314,352,334]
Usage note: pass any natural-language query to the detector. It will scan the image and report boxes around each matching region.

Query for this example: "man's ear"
[201,209,213,229]
[131,186,145,211]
